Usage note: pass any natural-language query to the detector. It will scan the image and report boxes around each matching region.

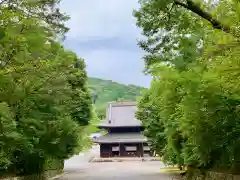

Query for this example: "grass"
[160,167,185,179]
[160,167,184,173]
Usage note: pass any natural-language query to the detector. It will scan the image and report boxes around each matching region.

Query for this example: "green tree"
[0,0,93,176]
[0,0,69,34]
[0,102,19,172]
[135,0,240,175]
[133,0,240,72]
[0,48,92,175]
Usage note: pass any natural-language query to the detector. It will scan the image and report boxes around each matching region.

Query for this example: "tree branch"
[174,0,188,9]
[174,0,231,34]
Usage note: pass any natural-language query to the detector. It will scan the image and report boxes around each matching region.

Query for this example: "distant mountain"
[88,77,145,119]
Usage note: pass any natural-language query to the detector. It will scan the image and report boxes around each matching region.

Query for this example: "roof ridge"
[108,101,136,105]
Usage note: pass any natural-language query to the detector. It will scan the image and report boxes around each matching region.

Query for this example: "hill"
[88,77,145,119]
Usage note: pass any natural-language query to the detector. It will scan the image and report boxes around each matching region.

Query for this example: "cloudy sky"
[60,0,151,87]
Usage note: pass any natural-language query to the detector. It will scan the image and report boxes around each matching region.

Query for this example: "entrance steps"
[89,156,161,163]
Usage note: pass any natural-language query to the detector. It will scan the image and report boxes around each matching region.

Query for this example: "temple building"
[93,101,151,158]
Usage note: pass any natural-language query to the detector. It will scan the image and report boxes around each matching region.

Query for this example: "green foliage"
[0,0,69,35]
[80,105,100,151]
[135,0,240,175]
[133,0,240,73]
[0,0,93,176]
[68,59,92,126]
[137,61,240,172]
[88,77,144,119]
[0,102,19,171]
[134,0,204,72]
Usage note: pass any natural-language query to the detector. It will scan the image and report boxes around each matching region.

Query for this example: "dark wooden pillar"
[119,143,125,157]
[137,143,144,157]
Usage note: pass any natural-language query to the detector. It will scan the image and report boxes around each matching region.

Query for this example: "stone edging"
[205,171,240,180]
[187,169,240,180]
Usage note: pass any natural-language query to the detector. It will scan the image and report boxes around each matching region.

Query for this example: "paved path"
[55,146,174,180]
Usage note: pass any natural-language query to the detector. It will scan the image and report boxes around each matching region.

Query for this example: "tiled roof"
[99,101,142,127]
[98,123,141,127]
[93,133,147,143]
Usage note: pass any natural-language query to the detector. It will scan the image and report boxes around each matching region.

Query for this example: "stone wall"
[187,170,240,180]
[205,171,240,180]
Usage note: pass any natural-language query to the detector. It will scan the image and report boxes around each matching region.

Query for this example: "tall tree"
[0,0,94,176]
[135,0,240,175]
[0,0,69,34]
[133,0,240,72]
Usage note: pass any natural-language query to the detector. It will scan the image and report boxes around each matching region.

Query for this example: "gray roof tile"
[93,133,147,143]
[99,101,142,127]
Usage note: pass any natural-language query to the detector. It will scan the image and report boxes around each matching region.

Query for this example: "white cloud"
[60,0,151,87]
[60,0,140,40]
[75,49,150,86]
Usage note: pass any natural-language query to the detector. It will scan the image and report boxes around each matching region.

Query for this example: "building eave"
[92,133,148,144]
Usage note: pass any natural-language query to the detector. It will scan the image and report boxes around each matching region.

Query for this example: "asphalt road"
[55,146,174,180]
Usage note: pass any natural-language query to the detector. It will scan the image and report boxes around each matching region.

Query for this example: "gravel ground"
[55,146,174,180]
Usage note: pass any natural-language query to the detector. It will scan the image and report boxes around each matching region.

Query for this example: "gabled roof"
[93,133,147,143]
[99,101,142,127]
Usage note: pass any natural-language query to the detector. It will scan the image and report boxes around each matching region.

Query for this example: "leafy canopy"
[134,0,240,72]
[135,0,240,174]
[0,0,94,176]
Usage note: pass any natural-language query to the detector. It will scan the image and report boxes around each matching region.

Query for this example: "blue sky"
[60,0,151,87]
